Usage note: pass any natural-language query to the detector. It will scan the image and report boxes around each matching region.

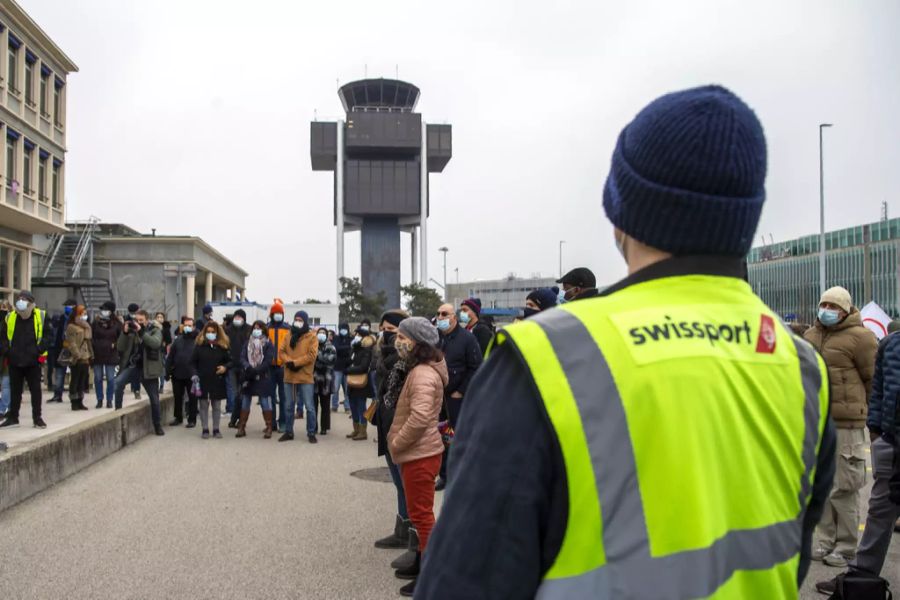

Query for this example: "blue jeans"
[114,366,139,409]
[284,383,316,436]
[332,371,347,410]
[93,364,116,405]
[53,365,67,399]
[0,373,10,414]
[224,369,237,413]
[269,366,285,428]
[386,453,408,519]
[241,395,272,411]
[349,396,367,425]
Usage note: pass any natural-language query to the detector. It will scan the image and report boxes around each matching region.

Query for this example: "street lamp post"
[819,123,833,296]
[559,240,566,278]
[438,247,449,300]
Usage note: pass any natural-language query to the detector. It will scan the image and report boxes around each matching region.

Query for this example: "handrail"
[40,233,64,278]
[70,216,100,278]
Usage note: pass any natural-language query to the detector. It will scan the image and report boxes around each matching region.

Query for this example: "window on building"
[12,248,22,289]
[53,78,64,127]
[51,160,60,207]
[7,42,17,93]
[22,142,31,193]
[24,52,35,105]
[0,246,7,292]
[5,137,15,189]
[38,152,47,201]
[39,65,50,116]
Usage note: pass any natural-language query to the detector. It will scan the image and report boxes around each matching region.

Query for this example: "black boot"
[169,418,183,426]
[399,578,416,597]
[392,527,418,570]
[375,515,410,549]
[394,551,420,580]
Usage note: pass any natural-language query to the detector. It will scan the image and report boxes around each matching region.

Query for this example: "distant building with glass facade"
[747,218,900,324]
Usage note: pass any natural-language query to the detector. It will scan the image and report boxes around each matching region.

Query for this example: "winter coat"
[267,322,291,367]
[116,321,165,379]
[314,341,337,397]
[167,332,198,380]
[388,359,449,465]
[346,334,376,400]
[868,331,900,441]
[64,322,94,364]
[191,341,232,400]
[224,322,251,374]
[278,330,319,385]
[439,324,483,397]
[804,308,878,428]
[241,339,275,397]
[467,319,495,356]
[375,341,403,457]
[91,317,121,366]
[333,332,353,371]
[1,309,52,368]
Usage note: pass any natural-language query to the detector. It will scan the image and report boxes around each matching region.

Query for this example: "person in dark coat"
[346,324,376,441]
[224,308,251,425]
[167,317,198,427]
[91,300,121,409]
[313,327,336,435]
[524,287,559,319]
[332,322,353,412]
[155,312,173,394]
[372,309,414,555]
[0,290,52,429]
[237,320,275,439]
[191,321,231,439]
[124,302,143,400]
[48,298,77,402]
[458,298,494,356]
[556,267,600,302]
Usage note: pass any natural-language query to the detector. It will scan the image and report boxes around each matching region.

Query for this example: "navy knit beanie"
[603,85,767,256]
[527,287,559,311]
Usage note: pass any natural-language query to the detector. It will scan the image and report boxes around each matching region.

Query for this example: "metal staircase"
[33,216,115,311]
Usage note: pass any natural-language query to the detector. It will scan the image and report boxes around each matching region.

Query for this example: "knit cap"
[819,286,852,313]
[526,287,559,311]
[461,298,482,316]
[603,85,767,256]
[270,299,284,316]
[234,309,247,319]
[100,301,116,312]
[399,316,439,348]
[127,303,140,313]
[381,309,409,328]
[202,303,213,316]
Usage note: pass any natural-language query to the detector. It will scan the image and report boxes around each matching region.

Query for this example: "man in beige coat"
[803,286,878,567]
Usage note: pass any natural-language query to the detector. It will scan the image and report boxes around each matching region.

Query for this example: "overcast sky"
[23,0,900,304]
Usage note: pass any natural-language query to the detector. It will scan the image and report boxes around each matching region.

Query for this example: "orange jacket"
[268,322,291,366]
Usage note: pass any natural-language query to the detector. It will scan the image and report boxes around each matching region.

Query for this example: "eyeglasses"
[437,311,453,317]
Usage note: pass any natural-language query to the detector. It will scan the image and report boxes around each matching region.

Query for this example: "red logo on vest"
[755,315,777,354]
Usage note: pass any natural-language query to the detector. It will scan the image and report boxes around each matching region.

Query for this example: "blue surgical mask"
[558,289,568,305]
[436,319,450,331]
[205,332,217,341]
[16,299,29,311]
[317,333,327,343]
[64,305,73,315]
[818,308,842,327]
[183,326,193,334]
[252,329,263,338]
[339,329,348,336]
[459,311,471,325]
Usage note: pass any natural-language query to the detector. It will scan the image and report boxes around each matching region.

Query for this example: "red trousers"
[400,452,443,552]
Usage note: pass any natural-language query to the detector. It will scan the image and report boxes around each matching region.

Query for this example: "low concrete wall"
[0,394,173,514]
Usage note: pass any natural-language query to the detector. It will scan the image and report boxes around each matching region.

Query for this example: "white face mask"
[273,313,283,322]
[233,318,244,327]
[100,310,111,319]
[80,314,89,321]
[294,320,305,330]
[15,299,28,311]
[317,333,327,343]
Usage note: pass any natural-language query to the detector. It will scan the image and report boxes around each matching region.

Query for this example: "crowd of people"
[3,84,900,598]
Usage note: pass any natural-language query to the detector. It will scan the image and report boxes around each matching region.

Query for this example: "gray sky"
[24,0,900,304]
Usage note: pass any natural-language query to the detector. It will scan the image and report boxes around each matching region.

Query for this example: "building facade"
[0,0,76,302]
[748,218,900,324]
[446,276,559,320]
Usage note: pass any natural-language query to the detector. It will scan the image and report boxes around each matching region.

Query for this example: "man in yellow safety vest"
[1,290,51,429]
[417,86,837,599]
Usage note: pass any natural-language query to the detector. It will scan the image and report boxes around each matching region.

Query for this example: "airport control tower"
[311,78,452,309]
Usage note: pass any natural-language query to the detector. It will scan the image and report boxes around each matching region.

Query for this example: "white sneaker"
[823,552,849,568]
[811,546,832,561]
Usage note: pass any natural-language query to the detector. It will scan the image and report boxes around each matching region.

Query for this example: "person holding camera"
[114,310,165,435]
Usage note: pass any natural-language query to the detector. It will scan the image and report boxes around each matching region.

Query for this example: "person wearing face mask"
[167,317,200,427]
[113,309,166,434]
[278,311,319,443]
[346,323,376,440]
[155,312,172,394]
[0,290,51,429]
[64,305,94,411]
[418,86,837,598]
[523,287,559,319]
[48,298,78,403]
[267,299,290,431]
[238,320,276,439]
[190,322,232,439]
[224,308,250,425]
[196,303,215,333]
[434,303,483,491]
[458,298,494,356]
[556,267,599,303]
[332,322,353,413]
[91,301,121,409]
[802,286,877,570]
[124,303,143,401]
[313,327,337,436]
[0,301,10,418]
[359,318,379,399]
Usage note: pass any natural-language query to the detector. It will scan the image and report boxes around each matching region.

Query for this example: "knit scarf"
[247,337,266,368]
[382,358,410,410]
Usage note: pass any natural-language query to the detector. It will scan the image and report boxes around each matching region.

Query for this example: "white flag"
[860,301,892,340]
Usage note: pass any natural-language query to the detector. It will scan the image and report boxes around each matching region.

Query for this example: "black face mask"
[523,307,540,319]
[382,331,397,347]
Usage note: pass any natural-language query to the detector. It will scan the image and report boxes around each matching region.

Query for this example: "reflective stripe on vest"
[498,276,828,599]
[6,310,47,358]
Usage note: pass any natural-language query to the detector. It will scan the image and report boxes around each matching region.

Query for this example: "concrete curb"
[0,393,174,513]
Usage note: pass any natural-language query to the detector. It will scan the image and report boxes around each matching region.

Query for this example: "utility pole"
[559,240,566,278]
[819,123,833,296]
[438,247,449,301]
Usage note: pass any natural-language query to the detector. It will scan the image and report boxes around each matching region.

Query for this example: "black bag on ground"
[828,571,892,600]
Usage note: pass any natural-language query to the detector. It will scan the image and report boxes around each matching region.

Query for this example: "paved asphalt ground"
[1,407,899,599]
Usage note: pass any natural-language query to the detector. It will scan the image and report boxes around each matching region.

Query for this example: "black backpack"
[828,571,892,600]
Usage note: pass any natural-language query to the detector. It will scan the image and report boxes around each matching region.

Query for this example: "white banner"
[860,301,892,340]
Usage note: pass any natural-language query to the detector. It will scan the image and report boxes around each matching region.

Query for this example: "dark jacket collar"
[601,256,747,297]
